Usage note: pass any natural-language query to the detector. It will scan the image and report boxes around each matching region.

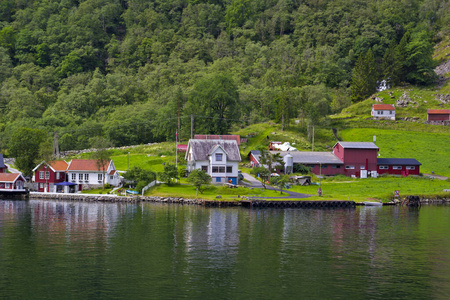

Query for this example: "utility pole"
[53,132,60,159]
[190,114,194,139]
[312,125,315,152]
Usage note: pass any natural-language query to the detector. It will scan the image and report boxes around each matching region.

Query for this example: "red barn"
[427,109,450,121]
[377,158,421,176]
[33,160,69,192]
[332,142,378,177]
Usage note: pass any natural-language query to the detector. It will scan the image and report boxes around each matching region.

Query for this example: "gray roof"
[273,151,344,165]
[377,158,421,166]
[0,154,5,168]
[335,142,379,149]
[187,139,241,161]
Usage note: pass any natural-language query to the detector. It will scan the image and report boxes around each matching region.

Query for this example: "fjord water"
[1,200,449,299]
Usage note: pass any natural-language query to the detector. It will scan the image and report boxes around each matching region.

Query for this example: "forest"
[0,0,448,152]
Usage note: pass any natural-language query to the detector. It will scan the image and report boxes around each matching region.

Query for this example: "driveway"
[241,172,311,199]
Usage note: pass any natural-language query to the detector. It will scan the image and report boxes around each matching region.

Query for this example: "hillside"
[0,0,449,157]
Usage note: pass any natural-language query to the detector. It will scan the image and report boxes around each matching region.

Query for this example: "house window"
[377,111,382,115]
[345,165,355,169]
[393,166,402,170]
[215,153,223,161]
[72,173,76,181]
[219,166,225,173]
[45,171,50,179]
[39,171,44,179]
[406,166,415,170]
[5,183,10,188]
[212,167,219,173]
[40,183,44,188]
[379,166,389,170]
[98,174,103,181]
[84,174,89,181]
[360,166,365,170]
[79,173,83,181]
[226,166,233,173]
[56,172,60,180]
[390,111,394,114]
[110,176,114,180]
[321,165,328,169]
[201,165,208,172]
[332,165,341,169]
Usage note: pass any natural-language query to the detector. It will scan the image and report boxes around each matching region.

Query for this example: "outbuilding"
[427,109,450,121]
[371,104,396,120]
[377,158,421,176]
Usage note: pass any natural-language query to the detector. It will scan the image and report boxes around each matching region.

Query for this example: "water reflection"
[0,200,449,299]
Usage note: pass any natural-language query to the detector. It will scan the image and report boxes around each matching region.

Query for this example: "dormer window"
[216,153,223,161]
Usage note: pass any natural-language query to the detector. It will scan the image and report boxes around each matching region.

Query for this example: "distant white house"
[185,139,241,184]
[67,159,121,191]
[371,104,395,120]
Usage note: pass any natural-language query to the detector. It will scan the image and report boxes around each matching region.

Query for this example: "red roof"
[49,160,69,171]
[0,173,24,182]
[373,104,395,110]
[68,159,110,171]
[428,109,450,115]
[108,170,116,175]
[177,144,188,151]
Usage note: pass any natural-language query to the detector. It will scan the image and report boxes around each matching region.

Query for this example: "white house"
[67,159,121,191]
[371,104,395,120]
[185,139,241,184]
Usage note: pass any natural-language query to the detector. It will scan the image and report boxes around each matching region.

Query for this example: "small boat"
[126,190,139,195]
[364,201,383,206]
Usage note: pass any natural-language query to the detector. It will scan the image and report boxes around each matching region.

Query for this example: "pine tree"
[382,41,401,88]
[351,50,378,102]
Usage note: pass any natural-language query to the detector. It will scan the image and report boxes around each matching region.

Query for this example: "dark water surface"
[0,200,449,299]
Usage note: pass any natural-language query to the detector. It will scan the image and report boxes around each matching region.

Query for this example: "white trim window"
[98,174,103,181]
[360,166,365,170]
[56,172,60,180]
[40,183,44,188]
[5,183,10,188]
[216,153,223,161]
[84,174,89,181]
[393,166,402,170]
[39,171,44,179]
[345,165,355,169]
[72,173,76,181]
[406,166,415,170]
[379,166,389,170]
[45,171,50,179]
[79,173,83,181]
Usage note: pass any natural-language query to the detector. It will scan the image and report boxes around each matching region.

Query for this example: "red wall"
[310,164,345,176]
[338,148,378,177]
[377,165,420,176]
[35,165,65,192]
[249,154,260,167]
[428,114,450,121]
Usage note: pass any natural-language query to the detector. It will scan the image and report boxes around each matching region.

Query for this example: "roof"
[194,135,241,145]
[335,142,379,150]
[177,144,188,151]
[273,151,344,165]
[0,173,25,183]
[49,160,69,171]
[187,139,241,161]
[108,170,117,175]
[377,158,421,166]
[0,154,5,168]
[428,109,450,115]
[67,159,111,171]
[373,104,395,110]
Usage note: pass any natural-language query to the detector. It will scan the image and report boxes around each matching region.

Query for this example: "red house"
[332,142,379,177]
[33,160,69,192]
[427,109,450,121]
[0,173,26,191]
[377,158,421,176]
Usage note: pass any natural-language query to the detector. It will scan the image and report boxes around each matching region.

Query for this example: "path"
[241,172,311,199]
[424,173,448,180]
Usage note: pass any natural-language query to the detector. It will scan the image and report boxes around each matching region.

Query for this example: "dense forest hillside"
[0,0,449,154]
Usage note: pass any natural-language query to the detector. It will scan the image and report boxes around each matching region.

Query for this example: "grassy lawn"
[340,128,450,176]
[289,176,450,202]
[146,183,288,200]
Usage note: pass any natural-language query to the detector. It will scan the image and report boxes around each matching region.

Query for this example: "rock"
[216,195,222,199]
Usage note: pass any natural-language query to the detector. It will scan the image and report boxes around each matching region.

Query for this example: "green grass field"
[289,176,450,202]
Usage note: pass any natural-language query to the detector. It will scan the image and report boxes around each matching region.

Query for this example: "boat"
[363,201,383,206]
[126,190,139,195]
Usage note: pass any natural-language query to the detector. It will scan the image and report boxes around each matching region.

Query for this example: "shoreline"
[26,192,450,207]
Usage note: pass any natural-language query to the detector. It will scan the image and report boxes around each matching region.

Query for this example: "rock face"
[436,93,450,104]
[396,92,417,107]
[434,58,450,76]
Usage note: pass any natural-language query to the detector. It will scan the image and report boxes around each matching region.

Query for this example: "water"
[1,200,449,299]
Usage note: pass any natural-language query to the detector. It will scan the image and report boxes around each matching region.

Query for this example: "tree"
[382,41,401,88]
[270,175,289,195]
[258,148,284,183]
[159,163,179,186]
[351,49,378,102]
[90,137,112,190]
[123,166,156,193]
[250,166,270,189]
[8,128,48,177]
[187,169,212,196]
